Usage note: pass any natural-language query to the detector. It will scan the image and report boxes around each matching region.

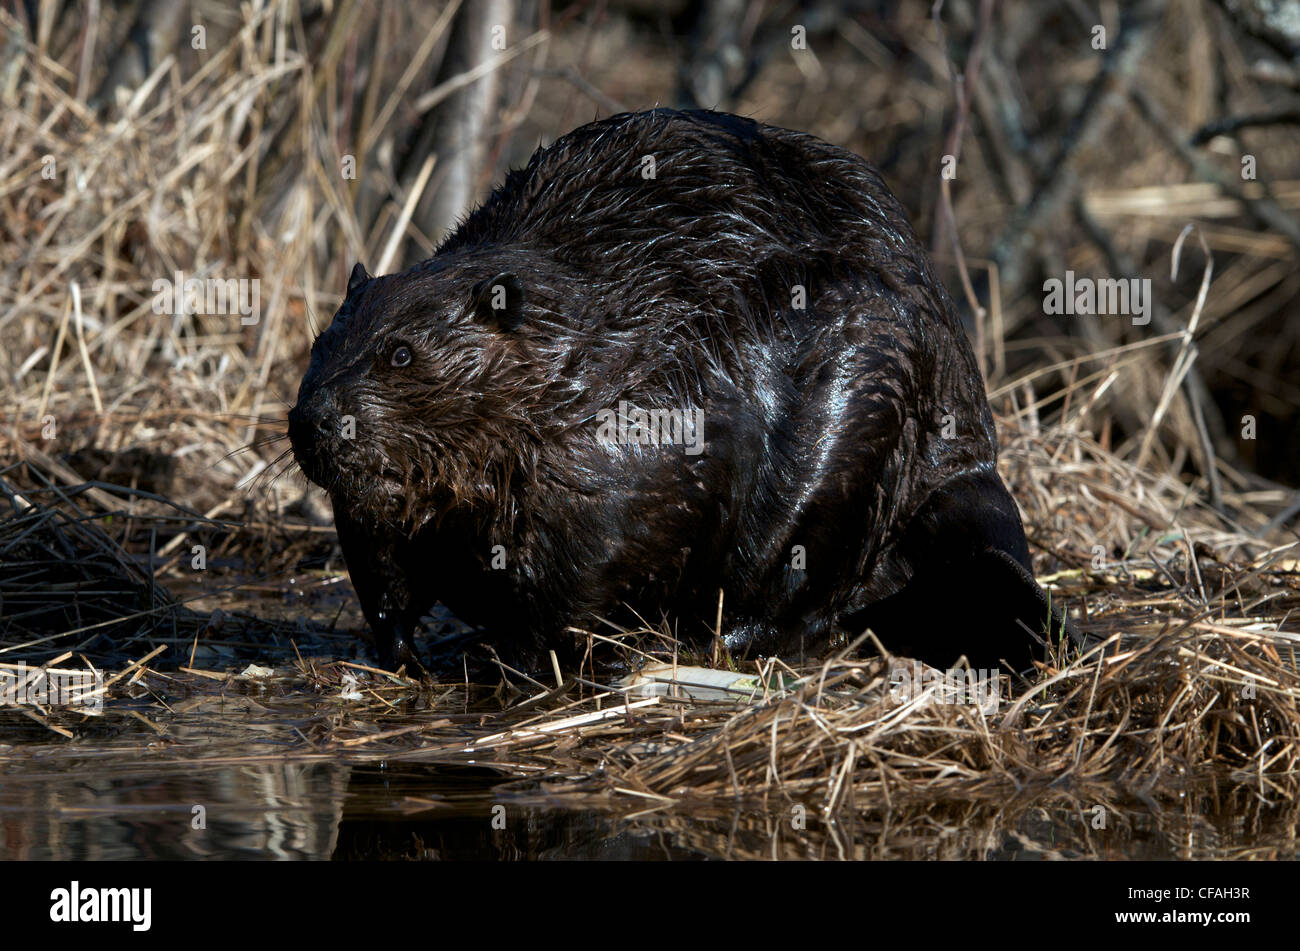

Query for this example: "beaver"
[288,108,1071,675]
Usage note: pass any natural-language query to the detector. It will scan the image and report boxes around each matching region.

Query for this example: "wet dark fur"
[289,109,1069,673]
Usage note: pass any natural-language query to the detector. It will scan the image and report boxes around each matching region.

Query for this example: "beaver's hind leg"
[845,466,1074,672]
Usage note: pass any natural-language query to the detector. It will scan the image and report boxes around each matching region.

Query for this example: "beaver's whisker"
[226,434,290,461]
[244,448,298,495]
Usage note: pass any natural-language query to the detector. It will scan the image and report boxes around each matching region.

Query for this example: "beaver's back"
[446,111,958,314]
[438,108,993,470]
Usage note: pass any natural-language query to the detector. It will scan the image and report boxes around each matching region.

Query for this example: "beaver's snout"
[288,390,349,486]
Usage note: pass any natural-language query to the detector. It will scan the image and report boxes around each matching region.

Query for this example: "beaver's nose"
[288,393,341,453]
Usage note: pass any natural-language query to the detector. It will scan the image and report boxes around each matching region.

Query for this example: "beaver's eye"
[391,345,412,368]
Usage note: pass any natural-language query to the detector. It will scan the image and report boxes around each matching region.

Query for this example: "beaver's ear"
[471,273,525,331]
[347,262,371,295]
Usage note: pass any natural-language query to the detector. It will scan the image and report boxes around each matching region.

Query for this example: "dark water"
[2,750,1296,860]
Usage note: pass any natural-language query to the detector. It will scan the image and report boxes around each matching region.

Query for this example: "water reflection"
[0,761,348,860]
[2,758,1296,860]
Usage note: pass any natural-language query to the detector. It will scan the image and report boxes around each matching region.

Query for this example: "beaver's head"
[288,259,562,528]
